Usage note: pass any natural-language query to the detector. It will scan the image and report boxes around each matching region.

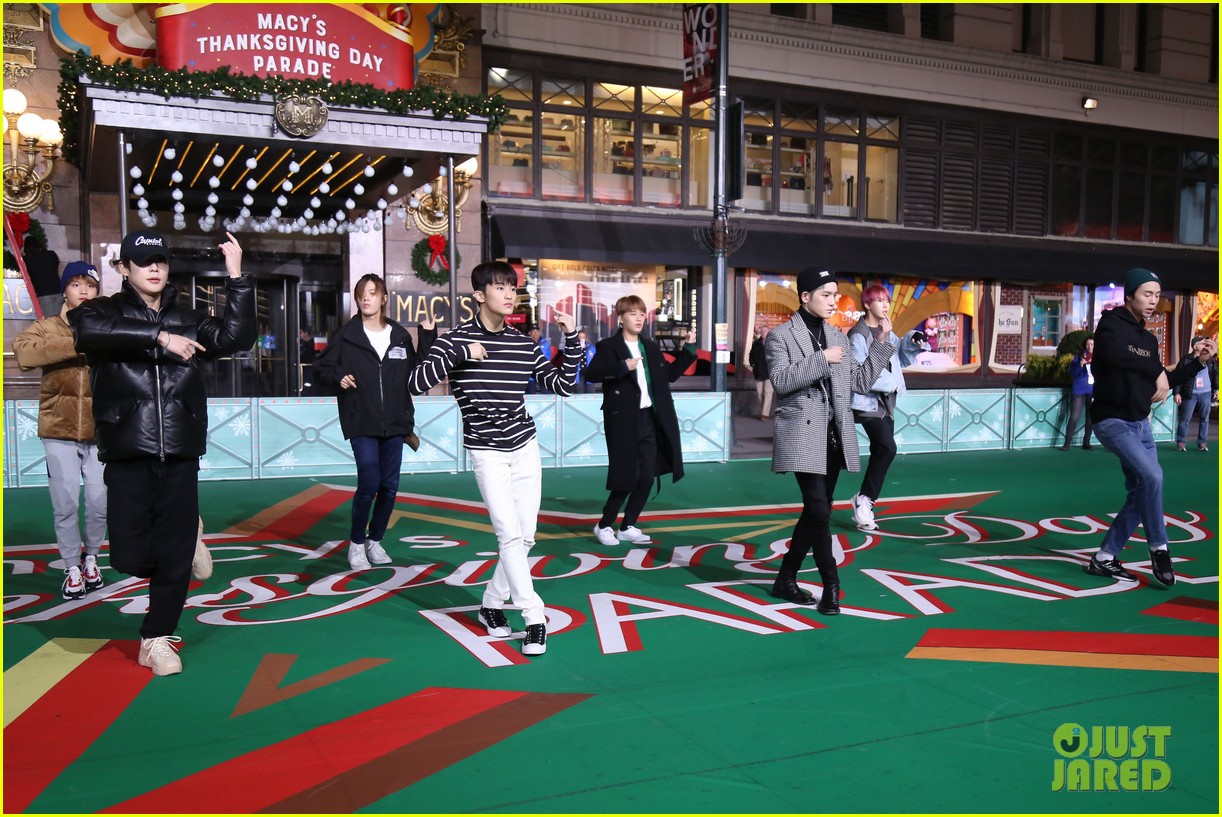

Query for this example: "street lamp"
[3,87,62,213]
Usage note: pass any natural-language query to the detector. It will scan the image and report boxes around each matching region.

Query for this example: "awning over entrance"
[80,82,486,229]
[490,207,1218,290]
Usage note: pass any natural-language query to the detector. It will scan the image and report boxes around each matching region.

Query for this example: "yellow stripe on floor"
[4,638,108,726]
[907,646,1217,674]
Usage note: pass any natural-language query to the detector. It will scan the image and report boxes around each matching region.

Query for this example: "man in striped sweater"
[409,261,578,656]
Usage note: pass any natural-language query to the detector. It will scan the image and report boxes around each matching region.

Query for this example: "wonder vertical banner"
[681,3,719,106]
[156,4,415,90]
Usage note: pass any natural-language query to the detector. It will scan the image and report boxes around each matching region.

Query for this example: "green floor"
[3,446,1218,813]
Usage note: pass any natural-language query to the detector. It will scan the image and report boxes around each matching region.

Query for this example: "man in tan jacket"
[13,261,107,600]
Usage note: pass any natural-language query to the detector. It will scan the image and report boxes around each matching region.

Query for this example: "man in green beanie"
[1085,267,1217,587]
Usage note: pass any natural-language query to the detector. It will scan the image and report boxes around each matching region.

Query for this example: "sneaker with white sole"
[365,539,392,565]
[61,566,86,600]
[479,607,512,637]
[617,526,651,544]
[191,517,213,580]
[851,494,878,530]
[348,541,371,570]
[593,524,619,546]
[138,635,183,676]
[82,555,104,592]
[1085,553,1137,582]
[522,623,547,655]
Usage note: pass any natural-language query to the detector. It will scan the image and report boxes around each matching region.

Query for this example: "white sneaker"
[522,624,547,656]
[593,524,619,546]
[138,635,183,676]
[348,541,371,570]
[365,539,392,565]
[191,516,213,580]
[851,494,878,531]
[617,526,652,544]
[61,566,86,600]
[83,554,104,591]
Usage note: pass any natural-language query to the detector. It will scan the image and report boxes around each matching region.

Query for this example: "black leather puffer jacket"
[69,276,256,462]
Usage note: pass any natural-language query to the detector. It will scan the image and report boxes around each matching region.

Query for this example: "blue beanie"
[60,261,100,293]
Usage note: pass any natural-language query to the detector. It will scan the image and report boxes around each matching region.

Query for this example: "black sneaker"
[522,624,547,656]
[1149,549,1176,586]
[478,607,511,637]
[1086,554,1137,582]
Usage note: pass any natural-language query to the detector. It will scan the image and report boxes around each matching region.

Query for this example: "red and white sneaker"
[61,566,86,600]
[83,554,104,592]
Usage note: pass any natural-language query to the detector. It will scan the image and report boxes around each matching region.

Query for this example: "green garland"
[57,52,508,166]
[411,236,459,286]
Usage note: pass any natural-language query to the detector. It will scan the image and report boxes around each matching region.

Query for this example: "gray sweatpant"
[43,438,107,567]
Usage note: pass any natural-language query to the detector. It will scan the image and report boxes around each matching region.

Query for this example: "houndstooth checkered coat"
[766,314,895,475]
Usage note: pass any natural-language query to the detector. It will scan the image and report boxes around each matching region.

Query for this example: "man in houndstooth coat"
[765,268,895,614]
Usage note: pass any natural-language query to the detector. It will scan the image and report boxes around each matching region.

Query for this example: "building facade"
[3,3,1217,402]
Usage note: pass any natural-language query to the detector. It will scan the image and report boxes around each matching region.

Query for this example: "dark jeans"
[104,458,200,639]
[350,436,404,543]
[1064,393,1093,447]
[857,414,897,501]
[782,451,843,581]
[600,407,659,529]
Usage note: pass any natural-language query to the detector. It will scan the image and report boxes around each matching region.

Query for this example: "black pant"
[600,407,659,529]
[104,458,200,639]
[1064,394,1093,447]
[857,414,897,501]
[782,453,843,581]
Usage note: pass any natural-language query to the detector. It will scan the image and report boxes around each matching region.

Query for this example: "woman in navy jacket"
[1062,336,1095,450]
[586,295,696,545]
[315,274,435,570]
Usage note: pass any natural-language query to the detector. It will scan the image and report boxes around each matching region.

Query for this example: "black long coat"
[585,331,695,491]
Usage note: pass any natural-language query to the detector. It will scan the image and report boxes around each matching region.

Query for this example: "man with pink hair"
[846,284,928,531]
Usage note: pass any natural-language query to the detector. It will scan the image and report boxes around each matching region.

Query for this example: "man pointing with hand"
[409,261,580,657]
[70,228,256,676]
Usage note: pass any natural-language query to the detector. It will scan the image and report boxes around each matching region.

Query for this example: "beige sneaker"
[138,635,183,676]
[192,516,213,580]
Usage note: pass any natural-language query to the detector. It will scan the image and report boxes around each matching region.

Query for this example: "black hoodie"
[1090,305,1202,424]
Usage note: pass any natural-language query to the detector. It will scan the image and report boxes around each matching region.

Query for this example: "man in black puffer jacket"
[70,229,256,676]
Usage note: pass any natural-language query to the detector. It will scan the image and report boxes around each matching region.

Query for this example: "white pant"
[469,438,545,626]
[43,438,107,566]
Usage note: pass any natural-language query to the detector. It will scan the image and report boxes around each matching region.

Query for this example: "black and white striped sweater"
[409,316,578,451]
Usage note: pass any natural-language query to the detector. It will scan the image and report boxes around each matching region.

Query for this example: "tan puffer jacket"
[12,308,94,442]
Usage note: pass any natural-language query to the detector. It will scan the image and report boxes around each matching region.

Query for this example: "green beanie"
[1123,267,1160,299]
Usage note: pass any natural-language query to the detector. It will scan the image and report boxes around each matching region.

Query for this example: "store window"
[742,131,775,212]
[487,68,535,198]
[641,85,684,208]
[823,141,858,217]
[541,113,584,202]
[593,117,635,204]
[864,145,898,222]
[533,259,660,350]
[1030,296,1064,349]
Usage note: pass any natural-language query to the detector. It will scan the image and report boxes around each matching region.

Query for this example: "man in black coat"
[586,295,696,545]
[70,229,256,676]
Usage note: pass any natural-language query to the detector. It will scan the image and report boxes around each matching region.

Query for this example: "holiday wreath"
[411,234,459,286]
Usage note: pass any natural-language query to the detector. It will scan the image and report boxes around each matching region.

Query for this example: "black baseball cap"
[120,229,170,265]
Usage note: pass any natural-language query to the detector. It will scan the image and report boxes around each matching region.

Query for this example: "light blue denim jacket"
[847,317,925,415]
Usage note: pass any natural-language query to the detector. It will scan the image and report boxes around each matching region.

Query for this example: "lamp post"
[3,87,62,213]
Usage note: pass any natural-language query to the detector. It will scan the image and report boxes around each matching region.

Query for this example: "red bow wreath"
[427,234,450,271]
